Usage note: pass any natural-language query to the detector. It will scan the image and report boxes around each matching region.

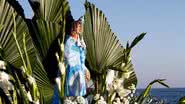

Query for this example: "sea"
[136,88,185,104]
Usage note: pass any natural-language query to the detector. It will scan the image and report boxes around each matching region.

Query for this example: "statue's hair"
[71,19,82,34]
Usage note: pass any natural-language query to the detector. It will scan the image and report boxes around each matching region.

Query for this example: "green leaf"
[27,0,73,82]
[0,24,3,32]
[28,0,70,23]
[83,2,123,74]
[32,57,54,104]
[137,79,169,103]
[158,80,170,88]
[0,0,34,68]
[177,96,185,104]
[122,61,138,89]
[28,19,61,60]
[0,1,54,103]
[129,32,146,49]
[6,0,25,18]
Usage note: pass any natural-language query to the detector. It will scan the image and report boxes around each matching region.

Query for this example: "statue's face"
[76,23,82,34]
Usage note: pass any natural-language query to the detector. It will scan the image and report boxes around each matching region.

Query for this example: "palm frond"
[83,2,123,74]
[32,57,54,104]
[27,0,74,81]
[0,0,34,68]
[6,0,25,18]
[27,20,61,60]
[28,0,71,23]
[0,1,54,103]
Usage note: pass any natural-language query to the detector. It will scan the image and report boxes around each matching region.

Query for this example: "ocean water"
[136,88,185,104]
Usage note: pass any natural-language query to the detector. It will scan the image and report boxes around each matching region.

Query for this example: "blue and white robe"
[64,35,87,96]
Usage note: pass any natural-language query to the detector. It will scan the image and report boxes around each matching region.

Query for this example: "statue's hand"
[85,69,91,84]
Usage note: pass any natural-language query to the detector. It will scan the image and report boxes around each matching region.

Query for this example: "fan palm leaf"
[83,2,127,94]
[83,2,123,74]
[28,0,71,23]
[27,0,73,81]
[26,0,74,101]
[0,0,34,68]
[1,0,54,103]
[27,20,61,60]
[32,57,54,104]
[84,2,146,94]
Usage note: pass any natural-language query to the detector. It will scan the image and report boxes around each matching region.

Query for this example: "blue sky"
[18,0,185,88]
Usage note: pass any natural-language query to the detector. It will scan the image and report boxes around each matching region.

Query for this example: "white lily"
[0,71,10,81]
[113,102,118,104]
[28,75,36,84]
[20,66,26,74]
[76,96,85,104]
[100,96,104,101]
[123,71,132,79]
[55,77,61,92]
[112,78,123,90]
[95,99,106,104]
[64,98,73,104]
[123,98,129,104]
[60,43,64,52]
[128,84,136,90]
[115,97,121,103]
[94,94,100,101]
[120,63,125,69]
[27,91,33,102]
[59,62,65,75]
[106,69,115,91]
[0,60,6,70]
[33,99,39,104]
[117,87,131,97]
[0,71,13,94]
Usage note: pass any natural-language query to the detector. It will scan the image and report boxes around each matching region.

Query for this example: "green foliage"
[121,33,146,88]
[28,20,61,60]
[83,1,146,95]
[129,33,146,49]
[28,0,70,23]
[13,12,40,103]
[136,79,169,104]
[84,1,124,94]
[0,0,55,103]
[0,0,34,68]
[27,0,73,102]
[1,0,148,103]
[178,96,185,104]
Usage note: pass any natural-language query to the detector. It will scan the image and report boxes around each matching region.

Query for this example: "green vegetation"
[0,0,171,104]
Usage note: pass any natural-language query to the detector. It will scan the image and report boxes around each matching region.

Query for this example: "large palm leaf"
[27,19,64,81]
[28,0,71,23]
[27,0,73,55]
[32,57,54,104]
[1,0,54,103]
[83,2,126,94]
[0,0,34,68]
[83,2,123,74]
[27,20,61,60]
[83,2,146,94]
[27,0,73,81]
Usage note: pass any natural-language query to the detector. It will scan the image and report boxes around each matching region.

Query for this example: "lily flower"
[0,60,6,70]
